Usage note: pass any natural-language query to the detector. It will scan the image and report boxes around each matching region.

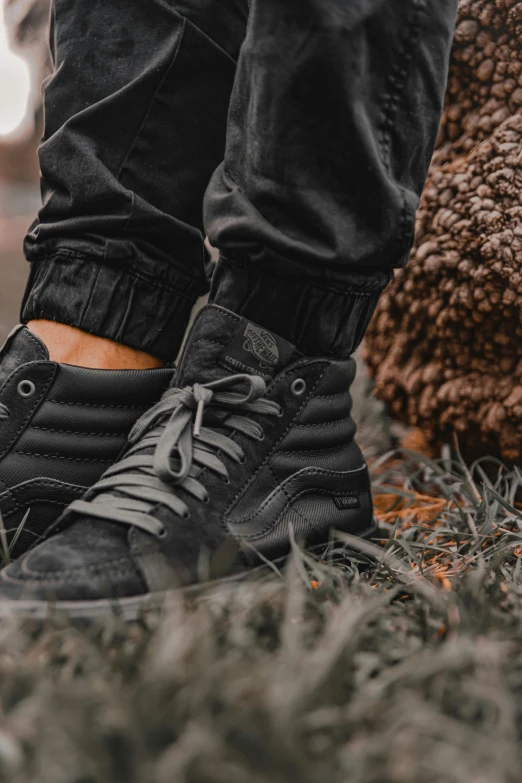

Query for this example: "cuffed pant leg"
[205,0,458,357]
[23,0,248,360]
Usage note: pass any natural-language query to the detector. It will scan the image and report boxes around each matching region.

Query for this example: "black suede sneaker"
[0,307,375,618]
[0,325,173,557]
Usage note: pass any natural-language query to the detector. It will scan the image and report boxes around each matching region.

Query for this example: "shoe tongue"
[0,326,49,389]
[176,305,301,387]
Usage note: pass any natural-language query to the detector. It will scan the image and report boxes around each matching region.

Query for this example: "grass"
[0,510,30,567]
[0,446,521,781]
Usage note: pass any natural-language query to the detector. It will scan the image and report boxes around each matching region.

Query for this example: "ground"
[0,447,521,783]
[1,188,522,783]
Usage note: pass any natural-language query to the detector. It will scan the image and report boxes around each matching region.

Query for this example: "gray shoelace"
[0,404,8,421]
[66,374,281,537]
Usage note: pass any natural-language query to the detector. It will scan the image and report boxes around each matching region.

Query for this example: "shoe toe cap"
[0,521,146,604]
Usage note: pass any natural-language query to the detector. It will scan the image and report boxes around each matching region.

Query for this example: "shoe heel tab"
[0,325,49,362]
[0,325,25,357]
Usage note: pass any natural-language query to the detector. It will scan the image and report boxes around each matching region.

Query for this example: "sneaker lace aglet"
[193,399,205,437]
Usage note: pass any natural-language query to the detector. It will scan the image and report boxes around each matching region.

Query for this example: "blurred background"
[0,0,49,343]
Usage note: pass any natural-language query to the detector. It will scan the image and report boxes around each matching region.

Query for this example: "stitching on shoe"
[1,478,86,499]
[1,566,138,587]
[267,461,310,527]
[19,553,138,580]
[242,486,368,541]
[24,330,47,360]
[241,493,313,540]
[0,365,57,460]
[2,497,67,516]
[294,415,353,429]
[233,464,368,525]
[224,362,330,518]
[224,363,330,517]
[14,451,113,463]
[204,305,241,325]
[313,391,351,400]
[46,399,143,409]
[31,426,123,437]
[277,444,353,455]
[230,464,366,527]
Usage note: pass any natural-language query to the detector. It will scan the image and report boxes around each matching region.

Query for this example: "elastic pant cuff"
[21,256,201,361]
[210,257,391,358]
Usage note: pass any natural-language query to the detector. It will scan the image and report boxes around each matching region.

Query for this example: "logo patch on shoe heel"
[243,324,279,369]
[221,318,298,382]
[333,496,361,510]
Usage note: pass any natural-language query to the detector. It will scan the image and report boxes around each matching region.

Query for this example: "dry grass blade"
[0,450,519,781]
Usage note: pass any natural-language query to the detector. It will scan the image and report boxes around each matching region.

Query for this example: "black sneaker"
[0,307,375,618]
[0,325,173,557]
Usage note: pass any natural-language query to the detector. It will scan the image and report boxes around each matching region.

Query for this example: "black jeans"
[22,0,458,361]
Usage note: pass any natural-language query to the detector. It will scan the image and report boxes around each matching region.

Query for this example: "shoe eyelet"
[257,432,265,442]
[276,406,284,418]
[238,454,246,464]
[17,380,36,399]
[202,493,210,504]
[291,379,307,397]
[157,527,167,539]
[182,510,191,520]
[222,476,230,485]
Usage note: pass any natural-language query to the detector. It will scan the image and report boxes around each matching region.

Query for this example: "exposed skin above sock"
[26,320,164,370]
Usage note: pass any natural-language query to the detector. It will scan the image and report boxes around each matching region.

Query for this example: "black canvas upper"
[0,307,374,604]
[0,327,173,557]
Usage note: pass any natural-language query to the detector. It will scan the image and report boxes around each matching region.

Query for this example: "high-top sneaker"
[0,325,173,557]
[0,307,375,617]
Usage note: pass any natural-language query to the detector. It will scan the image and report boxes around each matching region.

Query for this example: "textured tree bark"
[364,0,522,462]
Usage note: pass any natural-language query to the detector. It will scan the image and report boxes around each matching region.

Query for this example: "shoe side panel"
[0,363,57,459]
[242,487,374,564]
[48,365,173,407]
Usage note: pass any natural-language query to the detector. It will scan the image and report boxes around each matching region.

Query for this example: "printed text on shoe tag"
[220,318,298,382]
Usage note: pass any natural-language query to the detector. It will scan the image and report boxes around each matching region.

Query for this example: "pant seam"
[378,0,426,257]
[398,195,414,262]
[115,281,138,345]
[378,0,426,174]
[170,10,241,66]
[78,266,101,326]
[116,16,188,187]
[107,16,188,264]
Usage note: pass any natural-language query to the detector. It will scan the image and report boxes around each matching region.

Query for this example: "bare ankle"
[26,320,164,370]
